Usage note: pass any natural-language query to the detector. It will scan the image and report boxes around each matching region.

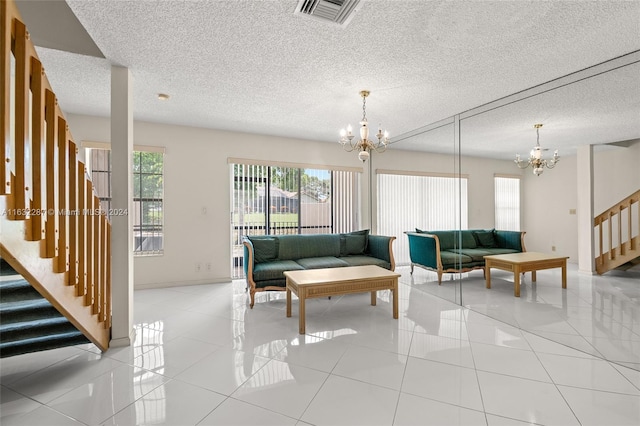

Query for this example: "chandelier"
[339,90,389,162]
[515,124,559,176]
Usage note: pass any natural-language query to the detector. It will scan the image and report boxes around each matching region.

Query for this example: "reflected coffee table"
[284,265,400,334]
[484,252,569,297]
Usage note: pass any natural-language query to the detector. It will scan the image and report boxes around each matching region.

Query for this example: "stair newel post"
[28,57,45,241]
[85,181,94,307]
[68,142,78,286]
[55,119,68,275]
[77,162,86,297]
[8,19,28,219]
[93,194,100,316]
[0,2,11,195]
[43,89,58,259]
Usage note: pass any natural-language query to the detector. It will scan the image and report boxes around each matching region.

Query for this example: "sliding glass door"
[230,162,359,278]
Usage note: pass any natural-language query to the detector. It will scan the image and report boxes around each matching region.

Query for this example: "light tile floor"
[1,264,639,425]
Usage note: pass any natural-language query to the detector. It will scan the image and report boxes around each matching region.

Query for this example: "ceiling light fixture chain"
[515,123,559,176]
[339,90,389,162]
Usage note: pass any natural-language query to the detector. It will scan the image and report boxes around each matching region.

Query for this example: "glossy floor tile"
[1,264,639,425]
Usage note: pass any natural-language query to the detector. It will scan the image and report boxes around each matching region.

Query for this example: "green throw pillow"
[474,230,497,248]
[342,229,369,255]
[249,237,279,263]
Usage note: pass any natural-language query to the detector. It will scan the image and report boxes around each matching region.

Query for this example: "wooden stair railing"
[594,189,640,275]
[1,0,110,351]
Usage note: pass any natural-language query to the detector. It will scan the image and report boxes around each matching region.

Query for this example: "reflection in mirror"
[389,57,640,371]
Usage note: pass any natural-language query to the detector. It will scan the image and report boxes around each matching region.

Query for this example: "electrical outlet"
[552,246,556,252]
[195,262,201,272]
[569,208,576,215]
[206,262,211,271]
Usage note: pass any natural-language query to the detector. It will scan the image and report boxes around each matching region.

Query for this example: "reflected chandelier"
[339,90,389,162]
[515,124,559,176]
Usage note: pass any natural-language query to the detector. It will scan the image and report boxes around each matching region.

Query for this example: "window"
[377,171,468,266]
[494,176,520,231]
[85,146,165,255]
[231,161,360,278]
[133,152,164,254]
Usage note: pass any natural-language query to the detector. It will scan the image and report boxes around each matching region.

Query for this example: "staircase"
[0,259,89,357]
[594,189,640,275]
[0,0,111,356]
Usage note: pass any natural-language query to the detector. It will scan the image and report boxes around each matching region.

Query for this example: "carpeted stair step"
[0,316,85,342]
[0,299,62,324]
[0,278,44,303]
[0,331,89,358]
[0,257,90,358]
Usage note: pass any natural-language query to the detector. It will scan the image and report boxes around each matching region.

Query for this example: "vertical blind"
[231,163,360,278]
[494,176,521,231]
[377,172,468,266]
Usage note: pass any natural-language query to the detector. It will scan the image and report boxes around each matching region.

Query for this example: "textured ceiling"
[17,0,640,159]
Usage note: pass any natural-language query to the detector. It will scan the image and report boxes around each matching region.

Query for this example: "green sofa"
[405,229,526,284]
[243,230,396,308]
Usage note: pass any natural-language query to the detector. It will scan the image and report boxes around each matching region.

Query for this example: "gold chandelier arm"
[514,159,531,169]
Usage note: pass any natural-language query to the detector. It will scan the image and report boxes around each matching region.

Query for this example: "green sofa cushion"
[295,256,349,269]
[339,255,391,270]
[460,230,478,249]
[450,248,494,262]
[483,248,519,256]
[253,260,304,282]
[278,234,341,260]
[439,250,472,267]
[247,236,279,264]
[429,231,455,250]
[474,230,497,248]
[340,229,369,255]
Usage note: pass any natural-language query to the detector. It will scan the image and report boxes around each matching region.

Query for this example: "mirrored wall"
[386,53,640,371]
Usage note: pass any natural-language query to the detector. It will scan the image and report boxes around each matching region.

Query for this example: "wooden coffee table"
[284,265,400,334]
[484,252,569,297]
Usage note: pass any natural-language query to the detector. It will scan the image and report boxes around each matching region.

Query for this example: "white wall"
[68,114,366,288]
[593,143,640,214]
[67,114,638,286]
[523,155,578,260]
[523,142,640,263]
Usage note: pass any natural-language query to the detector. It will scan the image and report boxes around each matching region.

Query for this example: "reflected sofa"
[405,229,526,284]
[243,230,395,308]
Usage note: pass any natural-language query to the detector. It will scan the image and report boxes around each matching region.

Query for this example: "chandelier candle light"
[339,90,390,162]
[515,124,559,176]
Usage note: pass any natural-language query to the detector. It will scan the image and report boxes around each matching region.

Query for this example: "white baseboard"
[134,277,233,290]
[109,327,136,348]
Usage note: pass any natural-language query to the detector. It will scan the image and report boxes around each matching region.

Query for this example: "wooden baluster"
[1,5,11,194]
[598,219,603,267]
[8,19,28,219]
[618,205,624,256]
[44,89,58,258]
[85,181,94,307]
[56,118,68,274]
[93,194,100,316]
[77,163,86,296]
[608,212,613,260]
[67,141,78,286]
[633,197,638,251]
[105,222,111,328]
[28,57,45,241]
[99,210,107,323]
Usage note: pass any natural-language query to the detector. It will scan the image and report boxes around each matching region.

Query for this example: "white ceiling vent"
[295,0,362,27]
